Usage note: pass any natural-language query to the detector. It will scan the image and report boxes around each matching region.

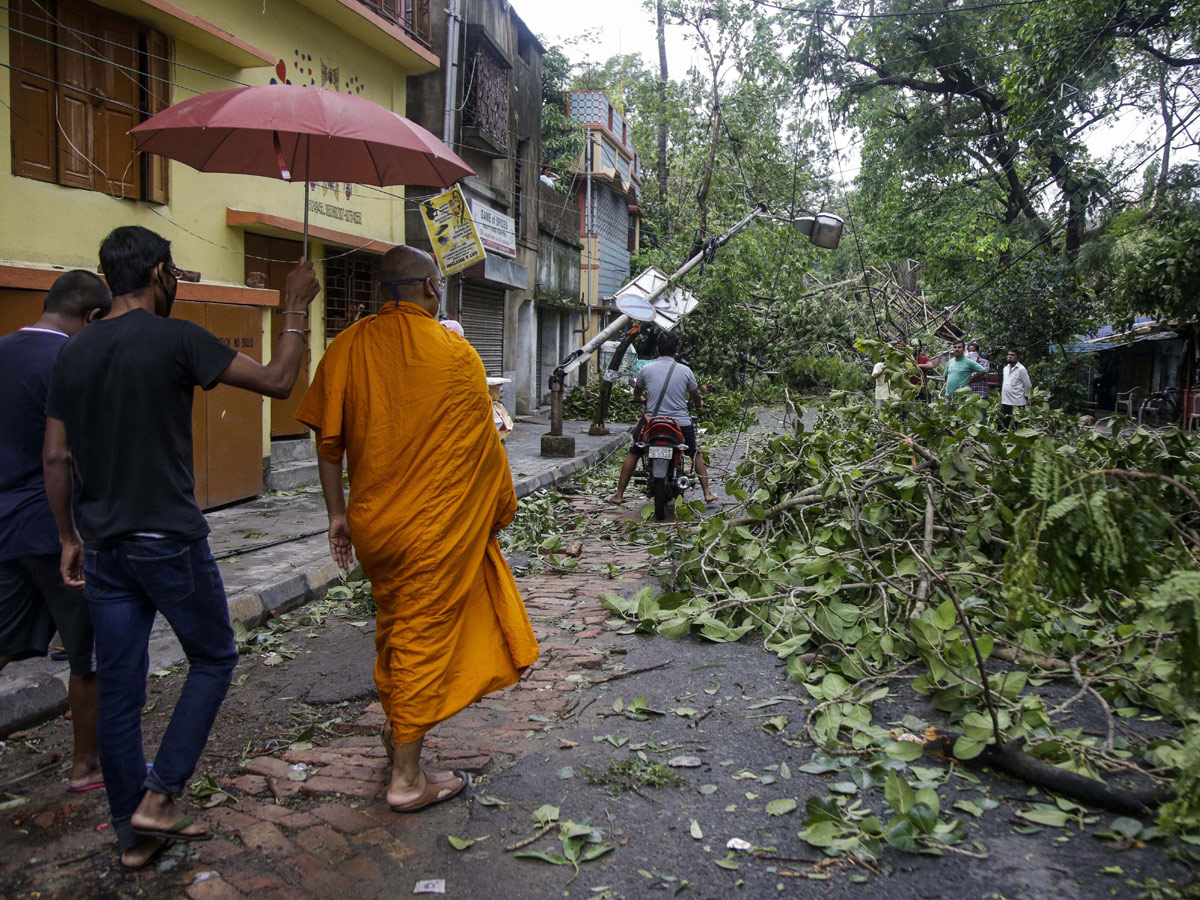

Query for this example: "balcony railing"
[358,0,431,47]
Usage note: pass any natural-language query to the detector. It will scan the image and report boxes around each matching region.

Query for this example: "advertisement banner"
[420,185,486,275]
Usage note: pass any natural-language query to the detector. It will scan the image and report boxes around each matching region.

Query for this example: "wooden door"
[245,233,309,437]
[204,304,264,507]
[0,290,46,338]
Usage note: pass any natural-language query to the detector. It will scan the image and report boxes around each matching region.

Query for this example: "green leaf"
[885,770,916,815]
[513,851,569,865]
[448,835,476,850]
[1017,807,1071,828]
[883,739,923,762]
[690,819,704,839]
[766,797,797,817]
[953,736,986,760]
[531,804,560,826]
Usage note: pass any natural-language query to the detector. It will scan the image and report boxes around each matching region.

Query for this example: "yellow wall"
[0,0,421,455]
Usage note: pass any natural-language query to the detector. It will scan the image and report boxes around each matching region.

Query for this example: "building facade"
[568,90,643,382]
[404,0,569,415]
[2,0,437,506]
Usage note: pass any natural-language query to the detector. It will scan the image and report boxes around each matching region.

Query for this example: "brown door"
[0,290,47,338]
[204,303,264,507]
[245,233,309,437]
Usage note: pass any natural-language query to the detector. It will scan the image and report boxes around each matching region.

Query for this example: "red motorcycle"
[631,414,693,520]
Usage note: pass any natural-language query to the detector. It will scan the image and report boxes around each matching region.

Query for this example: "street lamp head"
[792,213,845,250]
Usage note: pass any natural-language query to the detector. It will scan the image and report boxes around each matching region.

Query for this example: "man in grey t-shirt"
[606,332,718,505]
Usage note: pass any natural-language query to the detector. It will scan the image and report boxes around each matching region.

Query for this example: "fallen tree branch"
[922,728,1172,816]
[504,824,554,851]
[588,659,673,685]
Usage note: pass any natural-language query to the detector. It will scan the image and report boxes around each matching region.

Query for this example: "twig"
[755,854,820,863]
[564,696,597,721]
[0,761,61,788]
[629,781,662,805]
[504,824,554,851]
[589,659,673,685]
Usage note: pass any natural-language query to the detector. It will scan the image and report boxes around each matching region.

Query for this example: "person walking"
[0,271,111,794]
[43,226,319,870]
[966,342,991,399]
[606,331,719,506]
[942,339,985,403]
[296,246,538,813]
[1000,349,1033,428]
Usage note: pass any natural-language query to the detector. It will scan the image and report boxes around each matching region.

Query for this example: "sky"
[513,0,699,77]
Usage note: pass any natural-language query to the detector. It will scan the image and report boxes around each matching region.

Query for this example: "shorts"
[0,554,95,675]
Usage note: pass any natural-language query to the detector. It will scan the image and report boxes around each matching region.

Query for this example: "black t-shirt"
[45,308,237,547]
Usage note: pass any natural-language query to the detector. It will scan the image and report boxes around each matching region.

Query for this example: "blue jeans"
[83,538,237,850]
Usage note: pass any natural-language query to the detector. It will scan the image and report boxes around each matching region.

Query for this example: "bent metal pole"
[553,202,769,381]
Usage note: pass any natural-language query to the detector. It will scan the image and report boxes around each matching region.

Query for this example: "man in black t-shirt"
[0,270,111,793]
[44,226,319,870]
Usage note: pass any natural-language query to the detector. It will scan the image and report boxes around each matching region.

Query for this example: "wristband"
[279,328,308,338]
[281,309,307,317]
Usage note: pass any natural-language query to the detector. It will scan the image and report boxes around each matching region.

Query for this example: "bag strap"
[650,360,679,417]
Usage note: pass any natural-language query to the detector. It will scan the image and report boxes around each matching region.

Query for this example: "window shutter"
[9,0,57,183]
[144,29,170,204]
[54,2,96,191]
[90,6,140,198]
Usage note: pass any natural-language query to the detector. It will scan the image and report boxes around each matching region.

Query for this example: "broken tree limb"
[588,659,673,685]
[922,728,1172,816]
[989,645,1070,673]
[728,486,823,527]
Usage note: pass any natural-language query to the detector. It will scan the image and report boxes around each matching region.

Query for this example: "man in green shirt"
[943,339,985,400]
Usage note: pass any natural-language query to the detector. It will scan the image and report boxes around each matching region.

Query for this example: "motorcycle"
[630,414,693,521]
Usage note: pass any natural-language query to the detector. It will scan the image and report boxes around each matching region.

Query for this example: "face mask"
[967,351,979,361]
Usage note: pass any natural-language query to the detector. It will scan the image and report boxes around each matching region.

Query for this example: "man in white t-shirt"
[605,332,718,505]
[872,353,894,406]
[1000,348,1032,429]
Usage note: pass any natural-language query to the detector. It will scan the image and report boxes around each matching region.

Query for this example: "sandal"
[388,771,467,813]
[130,814,212,843]
[120,837,170,872]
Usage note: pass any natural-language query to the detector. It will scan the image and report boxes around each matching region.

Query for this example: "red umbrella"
[130,84,473,254]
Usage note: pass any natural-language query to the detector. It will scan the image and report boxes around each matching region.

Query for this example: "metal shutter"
[459,283,505,376]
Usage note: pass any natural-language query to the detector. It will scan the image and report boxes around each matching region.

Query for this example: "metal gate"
[459,283,505,376]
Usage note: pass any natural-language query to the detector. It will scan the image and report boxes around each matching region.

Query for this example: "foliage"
[602,394,1200,832]
[498,489,570,556]
[563,380,642,424]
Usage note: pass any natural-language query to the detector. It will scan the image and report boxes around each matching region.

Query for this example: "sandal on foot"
[120,838,170,872]
[130,814,212,842]
[389,771,467,813]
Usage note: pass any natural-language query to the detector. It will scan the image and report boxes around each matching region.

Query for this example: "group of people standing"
[0,229,537,870]
[872,339,1033,427]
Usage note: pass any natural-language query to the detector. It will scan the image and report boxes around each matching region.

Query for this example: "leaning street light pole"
[540,204,845,458]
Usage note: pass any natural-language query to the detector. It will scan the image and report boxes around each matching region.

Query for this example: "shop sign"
[468,200,517,258]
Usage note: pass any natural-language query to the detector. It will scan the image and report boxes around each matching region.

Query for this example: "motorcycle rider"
[606,331,718,506]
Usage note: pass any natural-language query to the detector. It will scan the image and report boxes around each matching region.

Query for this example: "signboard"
[420,185,486,275]
[613,267,699,331]
[468,199,517,258]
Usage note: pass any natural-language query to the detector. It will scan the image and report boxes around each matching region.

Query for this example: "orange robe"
[296,302,539,743]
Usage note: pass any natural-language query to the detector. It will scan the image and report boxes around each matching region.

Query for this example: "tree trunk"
[656,0,669,213]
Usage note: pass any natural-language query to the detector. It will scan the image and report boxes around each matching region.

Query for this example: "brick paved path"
[1,495,654,900]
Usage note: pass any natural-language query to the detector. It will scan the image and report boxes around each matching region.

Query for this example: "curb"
[0,434,630,736]
[512,428,630,499]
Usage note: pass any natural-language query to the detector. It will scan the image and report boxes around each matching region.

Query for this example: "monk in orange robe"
[296,246,539,812]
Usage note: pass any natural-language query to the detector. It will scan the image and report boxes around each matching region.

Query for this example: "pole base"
[587,424,610,436]
[541,434,576,458]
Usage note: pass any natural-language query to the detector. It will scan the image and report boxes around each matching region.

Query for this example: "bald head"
[376,246,442,316]
[44,270,112,331]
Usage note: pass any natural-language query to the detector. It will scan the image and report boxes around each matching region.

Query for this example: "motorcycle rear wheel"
[652,478,670,521]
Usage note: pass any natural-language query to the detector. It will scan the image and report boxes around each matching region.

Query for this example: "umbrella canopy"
[131,84,472,186]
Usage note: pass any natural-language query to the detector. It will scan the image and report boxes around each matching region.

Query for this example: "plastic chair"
[1187,392,1200,434]
[1114,387,1141,418]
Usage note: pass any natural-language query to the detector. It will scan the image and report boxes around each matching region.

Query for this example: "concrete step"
[267,459,319,492]
[271,437,315,466]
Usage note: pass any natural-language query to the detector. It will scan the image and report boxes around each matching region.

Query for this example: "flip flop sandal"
[68,762,152,793]
[120,838,171,872]
[130,814,213,842]
[389,771,468,814]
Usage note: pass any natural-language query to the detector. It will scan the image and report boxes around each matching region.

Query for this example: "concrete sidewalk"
[0,418,631,734]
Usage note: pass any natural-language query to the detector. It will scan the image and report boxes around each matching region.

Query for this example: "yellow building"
[1,0,437,506]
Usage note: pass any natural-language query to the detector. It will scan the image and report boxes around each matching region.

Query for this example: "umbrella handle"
[302,134,310,260]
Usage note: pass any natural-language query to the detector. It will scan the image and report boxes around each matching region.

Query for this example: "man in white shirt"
[1000,349,1032,429]
[871,352,894,406]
